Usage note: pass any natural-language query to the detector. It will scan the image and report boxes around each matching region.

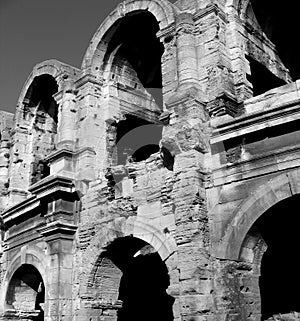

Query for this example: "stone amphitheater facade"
[1,0,300,320]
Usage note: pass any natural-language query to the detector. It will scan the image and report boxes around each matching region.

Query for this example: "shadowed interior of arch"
[245,55,286,96]
[6,264,45,320]
[252,195,300,320]
[102,10,164,109]
[22,74,59,184]
[23,74,58,122]
[248,0,300,81]
[100,10,165,166]
[114,114,162,164]
[89,236,174,321]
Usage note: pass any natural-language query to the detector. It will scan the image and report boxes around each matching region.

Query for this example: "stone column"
[161,89,214,320]
[158,26,177,105]
[8,127,32,206]
[0,129,11,211]
[226,7,254,103]
[40,223,77,321]
[176,13,199,90]
[55,80,77,150]
[75,72,106,177]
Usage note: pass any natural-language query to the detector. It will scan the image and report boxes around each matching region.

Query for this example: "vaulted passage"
[250,0,300,80]
[89,237,174,321]
[254,195,300,320]
[6,264,45,320]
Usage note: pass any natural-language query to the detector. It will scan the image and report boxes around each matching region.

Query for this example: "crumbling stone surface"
[1,1,300,320]
[0,112,13,212]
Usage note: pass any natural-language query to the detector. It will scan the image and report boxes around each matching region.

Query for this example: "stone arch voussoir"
[81,216,177,295]
[0,246,48,312]
[16,59,78,116]
[216,170,300,260]
[81,0,177,70]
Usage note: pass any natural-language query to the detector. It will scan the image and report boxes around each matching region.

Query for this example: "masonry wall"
[1,1,300,321]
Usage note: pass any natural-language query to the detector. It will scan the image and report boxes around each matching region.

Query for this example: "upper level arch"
[100,10,165,100]
[16,59,77,114]
[81,0,177,71]
[230,0,300,81]
[215,169,300,260]
[10,60,79,190]
[224,0,300,104]
[80,2,177,168]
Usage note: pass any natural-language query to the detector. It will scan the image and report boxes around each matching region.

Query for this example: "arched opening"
[250,0,300,81]
[6,264,45,320]
[88,236,174,321]
[22,74,58,184]
[242,195,300,320]
[23,74,58,121]
[101,11,164,166]
[246,55,286,96]
[103,10,164,108]
[245,0,300,96]
[112,114,161,165]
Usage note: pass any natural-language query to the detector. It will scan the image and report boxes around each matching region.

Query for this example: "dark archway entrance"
[6,264,45,320]
[117,245,174,321]
[89,236,174,321]
[254,195,300,320]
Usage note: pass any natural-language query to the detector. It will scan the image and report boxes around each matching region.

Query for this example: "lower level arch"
[84,236,175,321]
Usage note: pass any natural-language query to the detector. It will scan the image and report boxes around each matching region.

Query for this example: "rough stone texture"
[1,0,300,320]
[0,111,14,214]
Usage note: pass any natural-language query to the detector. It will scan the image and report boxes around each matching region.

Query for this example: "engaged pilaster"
[55,80,77,150]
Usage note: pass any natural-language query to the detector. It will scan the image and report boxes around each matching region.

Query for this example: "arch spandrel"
[81,0,177,70]
[214,170,300,260]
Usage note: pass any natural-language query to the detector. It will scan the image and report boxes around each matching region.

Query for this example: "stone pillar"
[176,13,199,90]
[194,2,238,116]
[55,81,77,150]
[0,129,11,211]
[226,7,253,103]
[8,126,32,207]
[161,89,214,320]
[40,223,76,321]
[158,25,177,104]
[75,72,107,175]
